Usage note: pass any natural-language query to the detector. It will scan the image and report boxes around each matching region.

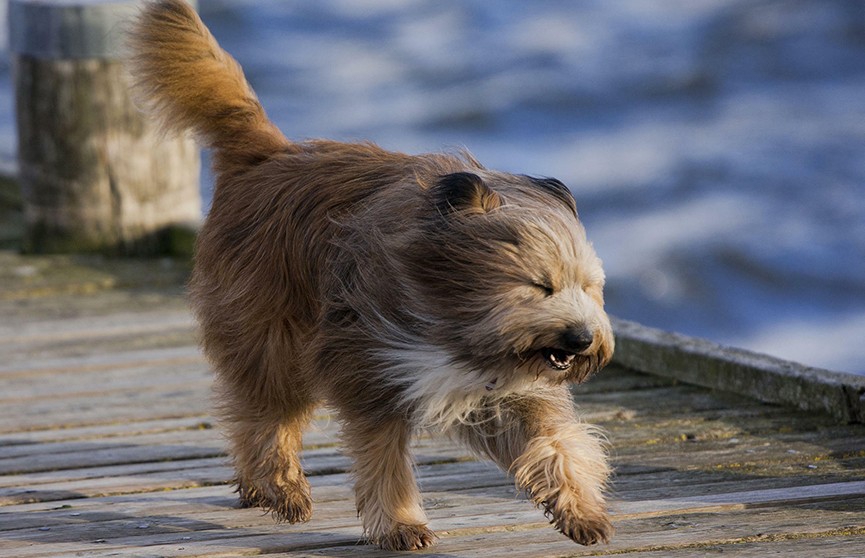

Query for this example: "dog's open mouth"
[541,348,576,370]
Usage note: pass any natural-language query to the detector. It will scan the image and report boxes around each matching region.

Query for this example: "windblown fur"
[129,0,615,551]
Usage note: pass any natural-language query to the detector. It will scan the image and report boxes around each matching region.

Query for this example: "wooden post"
[10,0,201,255]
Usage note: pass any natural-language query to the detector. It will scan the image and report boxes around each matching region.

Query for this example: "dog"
[129,0,615,551]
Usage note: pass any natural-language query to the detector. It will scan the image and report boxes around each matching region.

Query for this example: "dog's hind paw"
[237,478,313,524]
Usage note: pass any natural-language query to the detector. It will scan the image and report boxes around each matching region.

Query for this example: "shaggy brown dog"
[130,0,615,550]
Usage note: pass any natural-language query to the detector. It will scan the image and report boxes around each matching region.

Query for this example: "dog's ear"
[528,177,578,216]
[433,172,502,215]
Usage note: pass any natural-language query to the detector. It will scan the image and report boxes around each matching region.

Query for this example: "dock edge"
[611,317,865,424]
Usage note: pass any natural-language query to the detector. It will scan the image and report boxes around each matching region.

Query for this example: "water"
[2,0,864,373]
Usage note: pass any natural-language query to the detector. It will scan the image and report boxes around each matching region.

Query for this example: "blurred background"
[0,0,863,374]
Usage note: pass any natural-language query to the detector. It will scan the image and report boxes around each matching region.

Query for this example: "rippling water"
[2,0,864,373]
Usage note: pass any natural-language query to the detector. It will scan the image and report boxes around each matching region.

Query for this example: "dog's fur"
[129,0,615,550]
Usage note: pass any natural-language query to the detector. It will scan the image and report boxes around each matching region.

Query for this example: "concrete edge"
[611,317,865,424]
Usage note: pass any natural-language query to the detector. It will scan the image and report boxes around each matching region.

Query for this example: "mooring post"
[9,0,201,254]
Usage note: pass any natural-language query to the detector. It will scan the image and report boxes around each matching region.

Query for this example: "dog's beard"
[375,326,612,430]
[518,350,609,385]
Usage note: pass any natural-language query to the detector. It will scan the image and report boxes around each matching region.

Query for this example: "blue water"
[2,0,864,373]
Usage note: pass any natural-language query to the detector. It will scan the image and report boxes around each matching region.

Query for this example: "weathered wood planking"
[1,297,864,556]
[613,317,865,424]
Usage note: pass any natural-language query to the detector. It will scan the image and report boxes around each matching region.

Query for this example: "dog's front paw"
[237,477,313,524]
[554,509,614,546]
[375,523,437,551]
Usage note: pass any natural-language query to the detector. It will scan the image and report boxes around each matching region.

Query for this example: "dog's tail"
[128,0,292,173]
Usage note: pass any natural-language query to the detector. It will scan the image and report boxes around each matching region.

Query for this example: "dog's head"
[406,171,614,387]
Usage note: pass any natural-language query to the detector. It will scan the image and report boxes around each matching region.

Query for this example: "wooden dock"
[1,254,864,557]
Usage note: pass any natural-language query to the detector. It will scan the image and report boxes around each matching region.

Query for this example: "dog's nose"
[561,328,594,354]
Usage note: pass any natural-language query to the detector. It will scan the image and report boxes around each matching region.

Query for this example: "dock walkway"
[1,257,864,557]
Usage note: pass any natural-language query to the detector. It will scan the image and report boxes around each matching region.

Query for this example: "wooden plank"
[0,457,230,501]
[0,344,202,377]
[4,444,862,530]
[0,425,340,474]
[2,371,861,499]
[578,381,773,413]
[4,438,860,509]
[0,364,208,404]
[5,405,862,512]
[0,447,472,507]
[0,461,499,521]
[570,366,677,394]
[0,395,212,433]
[615,480,865,517]
[3,424,224,459]
[0,323,198,368]
[0,416,215,445]
[0,439,225,477]
[1,404,856,544]
[559,538,865,558]
[2,491,863,557]
[612,317,865,423]
[4,483,862,537]
[307,508,865,558]
[0,310,195,348]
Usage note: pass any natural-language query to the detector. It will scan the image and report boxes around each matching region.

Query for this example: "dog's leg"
[225,398,316,523]
[343,417,436,551]
[455,385,613,545]
[204,319,318,523]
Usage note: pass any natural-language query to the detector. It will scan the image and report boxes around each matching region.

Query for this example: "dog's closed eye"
[531,281,555,297]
